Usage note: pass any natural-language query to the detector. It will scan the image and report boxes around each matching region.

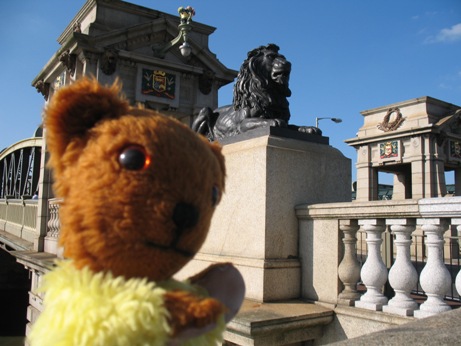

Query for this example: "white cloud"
[426,23,461,43]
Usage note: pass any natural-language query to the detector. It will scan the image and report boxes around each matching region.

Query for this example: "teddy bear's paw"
[163,290,225,337]
[189,263,245,323]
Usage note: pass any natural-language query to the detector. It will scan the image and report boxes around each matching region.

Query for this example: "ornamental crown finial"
[178,6,195,24]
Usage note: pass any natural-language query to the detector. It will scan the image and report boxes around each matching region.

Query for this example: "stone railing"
[296,197,461,319]
[0,197,37,249]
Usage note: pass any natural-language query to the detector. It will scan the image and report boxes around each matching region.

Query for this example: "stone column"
[410,135,428,199]
[411,159,425,199]
[355,219,388,311]
[392,173,406,200]
[414,218,452,318]
[383,219,418,316]
[455,169,461,196]
[355,145,379,201]
[337,219,361,305]
[431,137,447,197]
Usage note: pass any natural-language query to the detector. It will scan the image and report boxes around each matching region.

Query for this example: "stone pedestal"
[176,127,351,302]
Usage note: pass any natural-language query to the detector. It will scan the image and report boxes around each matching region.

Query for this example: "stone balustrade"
[296,197,461,319]
[2,196,460,321]
[2,193,461,343]
[0,198,37,249]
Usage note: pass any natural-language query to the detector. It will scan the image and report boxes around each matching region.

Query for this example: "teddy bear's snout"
[172,202,199,231]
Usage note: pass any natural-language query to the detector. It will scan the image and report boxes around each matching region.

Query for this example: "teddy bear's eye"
[211,185,220,206]
[118,145,151,171]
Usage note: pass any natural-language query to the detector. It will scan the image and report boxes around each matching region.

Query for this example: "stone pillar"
[355,145,378,201]
[432,136,447,197]
[337,219,361,305]
[355,219,388,311]
[392,173,405,200]
[411,158,425,199]
[455,169,461,196]
[414,218,452,318]
[383,219,418,316]
[33,128,53,252]
[176,129,351,302]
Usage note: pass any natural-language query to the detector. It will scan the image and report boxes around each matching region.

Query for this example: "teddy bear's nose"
[173,202,199,230]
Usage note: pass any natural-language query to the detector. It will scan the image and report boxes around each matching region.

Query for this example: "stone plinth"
[176,127,351,302]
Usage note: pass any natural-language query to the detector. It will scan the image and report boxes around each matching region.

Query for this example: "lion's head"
[233,43,291,120]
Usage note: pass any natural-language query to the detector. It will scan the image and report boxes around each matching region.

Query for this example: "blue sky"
[1,1,460,183]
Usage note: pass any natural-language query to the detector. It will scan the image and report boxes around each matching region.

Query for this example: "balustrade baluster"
[383,219,418,316]
[355,219,388,311]
[414,218,452,318]
[453,219,461,298]
[46,200,60,238]
[338,219,361,305]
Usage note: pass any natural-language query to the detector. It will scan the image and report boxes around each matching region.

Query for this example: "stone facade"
[32,0,236,125]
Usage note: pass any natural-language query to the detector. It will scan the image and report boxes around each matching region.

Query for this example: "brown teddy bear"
[28,78,244,345]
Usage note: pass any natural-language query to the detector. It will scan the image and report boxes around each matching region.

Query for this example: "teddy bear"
[28,78,245,345]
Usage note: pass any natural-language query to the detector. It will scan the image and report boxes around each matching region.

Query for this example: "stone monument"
[346,98,461,201]
[179,44,351,305]
[192,43,321,140]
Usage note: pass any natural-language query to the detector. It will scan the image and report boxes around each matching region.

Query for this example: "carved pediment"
[32,2,237,98]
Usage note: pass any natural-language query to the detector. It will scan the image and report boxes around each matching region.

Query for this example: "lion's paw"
[298,126,322,135]
[270,118,287,128]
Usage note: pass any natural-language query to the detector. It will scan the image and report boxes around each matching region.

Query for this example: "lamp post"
[315,117,342,128]
[152,6,195,58]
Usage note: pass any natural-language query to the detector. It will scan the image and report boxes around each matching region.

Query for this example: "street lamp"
[152,6,195,58]
[315,117,342,128]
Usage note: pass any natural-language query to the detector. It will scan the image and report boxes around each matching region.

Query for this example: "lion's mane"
[233,43,290,117]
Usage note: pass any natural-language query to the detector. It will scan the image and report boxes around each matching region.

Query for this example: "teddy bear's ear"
[44,78,130,167]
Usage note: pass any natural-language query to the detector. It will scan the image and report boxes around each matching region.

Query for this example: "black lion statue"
[192,43,320,141]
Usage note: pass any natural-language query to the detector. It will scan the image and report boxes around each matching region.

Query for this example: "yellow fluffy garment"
[28,261,224,346]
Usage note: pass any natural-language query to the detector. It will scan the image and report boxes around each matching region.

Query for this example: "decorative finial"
[178,6,195,24]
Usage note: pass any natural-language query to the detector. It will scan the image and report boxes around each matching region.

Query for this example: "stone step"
[224,299,334,346]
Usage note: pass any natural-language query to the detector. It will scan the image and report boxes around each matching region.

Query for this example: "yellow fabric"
[28,261,224,346]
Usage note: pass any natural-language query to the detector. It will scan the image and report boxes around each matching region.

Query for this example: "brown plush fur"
[44,78,227,335]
